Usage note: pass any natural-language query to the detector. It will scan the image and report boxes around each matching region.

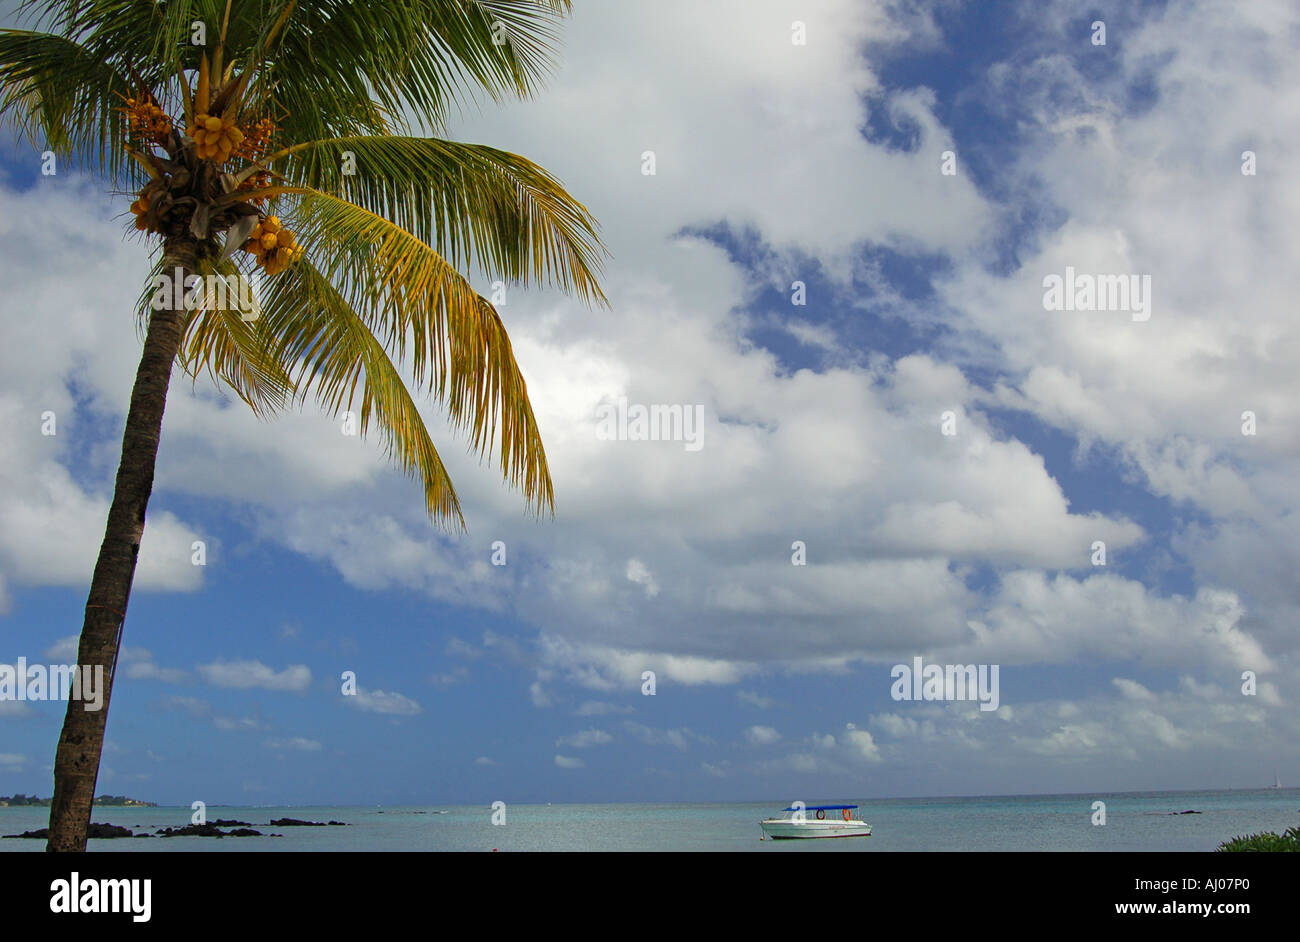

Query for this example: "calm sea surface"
[2,789,1297,852]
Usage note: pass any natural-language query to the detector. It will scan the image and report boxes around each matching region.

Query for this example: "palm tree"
[0,0,605,852]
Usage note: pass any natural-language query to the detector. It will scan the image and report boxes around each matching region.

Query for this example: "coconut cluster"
[124,97,172,143]
[243,215,301,275]
[188,113,245,163]
[119,66,298,273]
[233,117,276,162]
[129,179,166,233]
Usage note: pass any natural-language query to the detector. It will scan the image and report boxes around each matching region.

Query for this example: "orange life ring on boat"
[842,809,851,822]
[815,809,825,820]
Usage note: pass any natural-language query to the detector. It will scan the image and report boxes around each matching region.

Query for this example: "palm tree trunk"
[45,239,197,852]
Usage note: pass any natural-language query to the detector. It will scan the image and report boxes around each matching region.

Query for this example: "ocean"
[2,788,1296,851]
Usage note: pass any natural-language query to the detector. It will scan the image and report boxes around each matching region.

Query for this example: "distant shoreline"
[0,794,156,807]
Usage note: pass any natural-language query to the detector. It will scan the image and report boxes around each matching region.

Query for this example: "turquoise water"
[2,789,1297,851]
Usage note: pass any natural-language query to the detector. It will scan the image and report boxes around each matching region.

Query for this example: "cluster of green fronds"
[1215,826,1300,852]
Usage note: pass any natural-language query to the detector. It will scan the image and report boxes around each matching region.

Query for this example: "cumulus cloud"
[159,696,210,717]
[556,729,613,749]
[0,184,205,609]
[624,722,709,751]
[42,636,190,685]
[744,725,782,746]
[197,660,311,692]
[843,727,882,763]
[344,688,422,716]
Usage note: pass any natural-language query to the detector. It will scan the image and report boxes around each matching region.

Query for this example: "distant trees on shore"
[0,794,155,807]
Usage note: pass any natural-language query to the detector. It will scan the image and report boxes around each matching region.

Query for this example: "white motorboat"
[760,804,872,840]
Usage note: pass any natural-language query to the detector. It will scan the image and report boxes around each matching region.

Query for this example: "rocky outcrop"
[4,822,135,839]
[155,823,266,837]
[156,823,226,837]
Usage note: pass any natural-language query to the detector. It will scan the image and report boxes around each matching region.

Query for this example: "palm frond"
[0,29,135,179]
[265,187,554,514]
[265,0,571,137]
[258,254,468,525]
[175,256,297,416]
[276,135,606,303]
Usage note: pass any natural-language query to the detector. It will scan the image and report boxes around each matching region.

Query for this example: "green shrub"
[1216,826,1300,852]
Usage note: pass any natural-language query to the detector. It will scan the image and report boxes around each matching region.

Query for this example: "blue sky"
[2,1,1297,806]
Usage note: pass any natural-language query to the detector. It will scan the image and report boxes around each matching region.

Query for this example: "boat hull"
[760,818,872,840]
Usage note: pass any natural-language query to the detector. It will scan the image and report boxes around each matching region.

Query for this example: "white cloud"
[43,637,189,685]
[0,183,205,608]
[160,696,210,716]
[843,727,882,763]
[345,688,422,716]
[554,754,584,769]
[556,729,613,749]
[624,722,708,751]
[123,659,191,685]
[737,690,775,709]
[197,660,311,692]
[624,558,659,598]
[744,725,781,746]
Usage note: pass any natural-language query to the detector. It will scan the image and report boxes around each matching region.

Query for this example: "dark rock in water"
[155,822,270,837]
[3,828,49,839]
[7,823,134,839]
[268,817,326,827]
[156,823,226,838]
[89,823,134,838]
[1167,810,1202,815]
[327,820,348,826]
[134,833,151,838]
[212,818,252,827]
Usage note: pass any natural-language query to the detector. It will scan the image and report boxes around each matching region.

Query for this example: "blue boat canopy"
[783,804,857,811]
